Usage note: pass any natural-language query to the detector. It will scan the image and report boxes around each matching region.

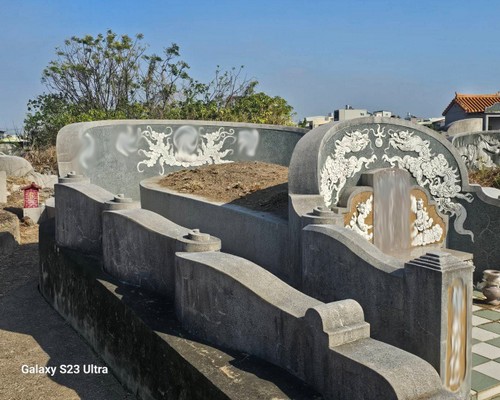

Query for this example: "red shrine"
[22,182,41,209]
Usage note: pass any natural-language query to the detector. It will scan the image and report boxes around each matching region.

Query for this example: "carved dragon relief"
[454,134,500,169]
[320,125,474,240]
[105,125,261,174]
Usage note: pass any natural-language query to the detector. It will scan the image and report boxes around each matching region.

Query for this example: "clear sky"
[1,0,499,131]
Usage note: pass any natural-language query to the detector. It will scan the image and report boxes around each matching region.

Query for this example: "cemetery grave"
[36,117,500,399]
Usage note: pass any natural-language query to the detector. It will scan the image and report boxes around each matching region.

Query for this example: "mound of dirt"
[159,162,289,218]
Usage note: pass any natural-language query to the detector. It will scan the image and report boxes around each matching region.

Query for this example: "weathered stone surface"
[175,251,452,400]
[57,120,308,200]
[176,229,221,252]
[301,224,474,397]
[289,116,498,308]
[58,171,90,184]
[55,182,114,254]
[405,252,473,396]
[302,224,405,345]
[102,209,190,299]
[25,171,59,189]
[141,177,290,284]
[447,187,500,282]
[451,130,500,169]
[42,197,55,220]
[482,186,500,199]
[40,220,322,400]
[23,206,44,224]
[446,118,483,135]
[0,155,33,176]
[103,194,140,211]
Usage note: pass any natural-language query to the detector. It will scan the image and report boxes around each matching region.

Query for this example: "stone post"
[288,194,345,289]
[0,171,6,203]
[404,252,473,398]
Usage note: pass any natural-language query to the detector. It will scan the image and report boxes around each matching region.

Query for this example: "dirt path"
[0,231,135,400]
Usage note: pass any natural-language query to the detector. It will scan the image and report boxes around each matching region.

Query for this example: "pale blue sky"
[1,0,499,131]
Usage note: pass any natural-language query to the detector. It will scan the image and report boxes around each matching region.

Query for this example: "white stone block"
[23,206,45,224]
[0,171,6,203]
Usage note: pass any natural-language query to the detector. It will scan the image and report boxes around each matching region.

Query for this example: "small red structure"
[22,182,41,209]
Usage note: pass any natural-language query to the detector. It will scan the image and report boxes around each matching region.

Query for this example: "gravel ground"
[0,238,135,399]
[0,178,134,399]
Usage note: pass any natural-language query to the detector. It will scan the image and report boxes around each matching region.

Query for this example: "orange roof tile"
[443,93,500,115]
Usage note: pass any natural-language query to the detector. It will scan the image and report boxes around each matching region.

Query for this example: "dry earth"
[159,161,289,218]
[0,177,134,399]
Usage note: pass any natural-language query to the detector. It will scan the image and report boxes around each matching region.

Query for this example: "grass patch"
[469,167,500,189]
[23,145,58,174]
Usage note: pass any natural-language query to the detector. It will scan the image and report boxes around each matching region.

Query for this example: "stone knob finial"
[113,194,133,203]
[312,206,335,217]
[103,193,138,210]
[177,229,221,252]
[187,229,211,242]
[58,171,89,183]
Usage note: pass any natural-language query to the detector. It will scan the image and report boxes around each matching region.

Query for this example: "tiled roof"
[443,93,500,115]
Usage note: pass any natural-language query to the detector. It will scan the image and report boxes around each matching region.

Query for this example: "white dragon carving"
[320,129,377,206]
[320,125,474,240]
[382,129,474,240]
[136,125,237,174]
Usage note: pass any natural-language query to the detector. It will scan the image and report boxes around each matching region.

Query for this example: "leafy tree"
[25,30,296,147]
[42,31,146,112]
[229,91,295,125]
[297,118,309,128]
[24,93,75,147]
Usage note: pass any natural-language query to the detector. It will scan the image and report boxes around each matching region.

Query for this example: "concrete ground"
[0,236,135,400]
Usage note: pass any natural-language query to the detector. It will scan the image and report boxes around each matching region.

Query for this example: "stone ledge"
[38,219,321,400]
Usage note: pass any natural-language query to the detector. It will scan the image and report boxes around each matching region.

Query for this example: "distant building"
[416,117,445,130]
[442,92,500,131]
[304,115,334,129]
[372,110,392,118]
[333,105,369,121]
[304,106,370,129]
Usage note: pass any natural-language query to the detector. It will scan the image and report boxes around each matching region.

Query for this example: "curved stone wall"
[57,120,308,199]
[451,130,500,169]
